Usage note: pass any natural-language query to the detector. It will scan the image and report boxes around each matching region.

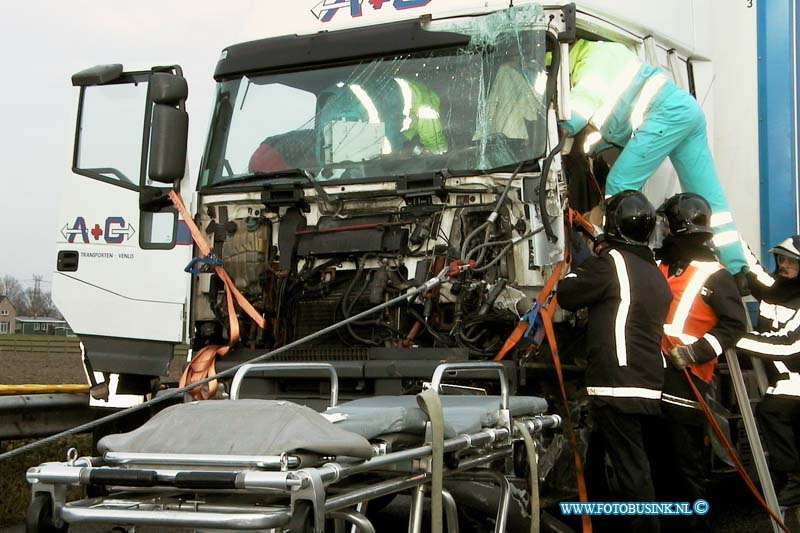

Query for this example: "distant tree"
[0,274,25,311]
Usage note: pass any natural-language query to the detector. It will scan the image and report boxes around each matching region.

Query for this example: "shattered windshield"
[200,4,548,187]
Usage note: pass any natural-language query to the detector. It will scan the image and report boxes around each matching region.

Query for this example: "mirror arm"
[140,186,174,213]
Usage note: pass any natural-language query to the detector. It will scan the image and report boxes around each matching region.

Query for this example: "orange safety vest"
[659,261,724,382]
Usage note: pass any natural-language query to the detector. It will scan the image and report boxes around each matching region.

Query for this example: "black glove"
[734,269,751,297]
[667,344,697,370]
[569,230,592,268]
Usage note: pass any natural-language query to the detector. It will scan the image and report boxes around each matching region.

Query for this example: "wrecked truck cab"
[189,4,566,401]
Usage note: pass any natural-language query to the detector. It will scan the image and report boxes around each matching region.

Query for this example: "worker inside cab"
[560,38,749,280]
[737,235,800,507]
[315,77,448,168]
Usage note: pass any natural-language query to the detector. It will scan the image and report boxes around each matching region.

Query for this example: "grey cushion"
[98,399,374,459]
[328,395,548,439]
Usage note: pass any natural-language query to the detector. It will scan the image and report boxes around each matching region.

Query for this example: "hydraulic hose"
[471,226,546,273]
[538,132,566,243]
[0,270,450,463]
[460,163,524,262]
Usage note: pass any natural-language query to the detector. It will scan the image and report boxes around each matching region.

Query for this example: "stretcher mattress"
[97,395,548,458]
[329,395,548,439]
[98,399,375,458]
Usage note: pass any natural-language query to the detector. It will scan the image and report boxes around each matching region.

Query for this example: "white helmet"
[769,236,800,262]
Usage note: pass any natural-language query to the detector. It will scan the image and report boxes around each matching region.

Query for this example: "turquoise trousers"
[604,83,746,274]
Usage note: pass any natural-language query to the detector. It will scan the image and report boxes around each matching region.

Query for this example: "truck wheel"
[26,493,68,533]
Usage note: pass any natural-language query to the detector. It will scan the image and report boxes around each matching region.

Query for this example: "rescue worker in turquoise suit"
[559,39,747,277]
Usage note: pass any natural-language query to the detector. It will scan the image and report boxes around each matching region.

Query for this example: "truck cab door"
[53,65,192,407]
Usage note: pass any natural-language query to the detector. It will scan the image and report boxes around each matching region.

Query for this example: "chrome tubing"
[103,451,301,469]
[325,473,429,511]
[60,506,292,530]
[230,362,339,407]
[430,362,509,409]
[322,427,510,481]
[329,509,376,533]
[441,489,460,533]
[408,484,426,533]
[449,470,511,533]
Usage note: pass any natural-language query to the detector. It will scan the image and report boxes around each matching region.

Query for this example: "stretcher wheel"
[26,493,68,533]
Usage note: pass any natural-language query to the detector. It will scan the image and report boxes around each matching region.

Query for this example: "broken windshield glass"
[200,3,548,187]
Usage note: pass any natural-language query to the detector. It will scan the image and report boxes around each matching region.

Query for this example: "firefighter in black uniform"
[559,190,672,533]
[737,235,800,506]
[655,193,747,532]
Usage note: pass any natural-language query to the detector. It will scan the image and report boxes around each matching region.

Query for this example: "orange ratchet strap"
[168,190,266,400]
[494,260,564,362]
[494,207,592,532]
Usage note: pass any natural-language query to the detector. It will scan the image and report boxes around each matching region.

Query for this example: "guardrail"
[0,393,95,440]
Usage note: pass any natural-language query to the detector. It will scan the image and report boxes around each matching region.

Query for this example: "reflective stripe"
[590,60,641,129]
[583,131,602,153]
[663,325,698,345]
[608,250,631,366]
[533,71,547,96]
[703,333,723,356]
[565,272,577,279]
[710,212,734,227]
[713,230,740,248]
[349,84,380,124]
[664,261,722,341]
[586,386,662,399]
[630,73,668,131]
[774,361,792,374]
[767,373,800,396]
[741,237,774,288]
[761,307,800,337]
[662,392,700,409]
[738,335,800,356]
[394,78,414,132]
[417,105,440,120]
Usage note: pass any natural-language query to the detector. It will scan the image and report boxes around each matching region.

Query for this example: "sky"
[0,1,270,284]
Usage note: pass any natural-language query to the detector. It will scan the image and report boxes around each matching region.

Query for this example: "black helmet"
[659,193,713,238]
[770,235,800,262]
[603,190,656,246]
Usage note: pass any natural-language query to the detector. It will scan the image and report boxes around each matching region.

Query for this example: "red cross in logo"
[90,224,103,240]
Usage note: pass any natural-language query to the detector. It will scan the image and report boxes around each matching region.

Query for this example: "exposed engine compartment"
[192,175,557,360]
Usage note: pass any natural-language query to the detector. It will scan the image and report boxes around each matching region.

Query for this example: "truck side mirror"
[148,73,189,184]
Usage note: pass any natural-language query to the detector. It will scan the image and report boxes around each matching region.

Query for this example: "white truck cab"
[52,0,743,415]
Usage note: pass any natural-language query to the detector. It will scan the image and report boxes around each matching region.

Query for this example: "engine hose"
[417,387,445,533]
[538,132,567,243]
[461,221,492,262]
[460,163,525,262]
[515,421,540,533]
[464,224,551,291]
[0,269,452,463]
[408,307,451,345]
[466,224,547,266]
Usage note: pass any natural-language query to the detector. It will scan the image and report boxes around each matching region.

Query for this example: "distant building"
[15,316,74,336]
[0,295,16,334]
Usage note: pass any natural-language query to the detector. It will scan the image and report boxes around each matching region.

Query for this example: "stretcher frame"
[27,361,560,532]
